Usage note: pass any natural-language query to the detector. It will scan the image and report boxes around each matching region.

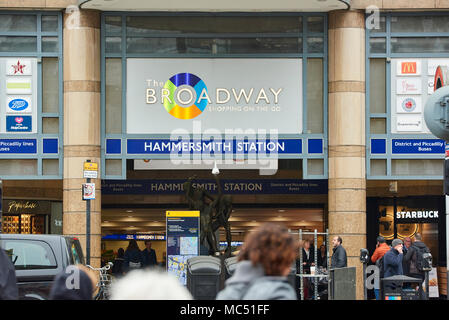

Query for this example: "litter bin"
[186,256,221,300]
[381,275,423,300]
[224,256,238,280]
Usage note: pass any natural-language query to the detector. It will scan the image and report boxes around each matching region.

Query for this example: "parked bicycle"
[86,262,114,300]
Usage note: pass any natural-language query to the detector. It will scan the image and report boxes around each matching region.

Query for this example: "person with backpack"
[370,236,390,300]
[216,223,299,300]
[124,240,143,273]
[404,233,430,283]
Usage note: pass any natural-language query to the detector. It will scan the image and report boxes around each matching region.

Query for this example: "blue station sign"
[392,139,445,154]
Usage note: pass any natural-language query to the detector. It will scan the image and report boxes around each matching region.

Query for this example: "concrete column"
[328,10,366,300]
[63,9,101,267]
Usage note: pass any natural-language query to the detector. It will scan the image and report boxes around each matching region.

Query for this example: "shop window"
[369,59,386,114]
[2,240,57,270]
[391,16,449,33]
[307,37,323,53]
[391,159,443,176]
[0,15,36,32]
[370,118,386,134]
[125,16,302,34]
[0,36,37,52]
[307,16,324,33]
[105,58,122,134]
[307,59,323,133]
[370,16,386,33]
[42,15,58,32]
[391,37,449,53]
[42,58,59,114]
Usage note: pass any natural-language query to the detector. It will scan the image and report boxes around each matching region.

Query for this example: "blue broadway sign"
[0,139,37,153]
[392,139,445,154]
[102,179,328,195]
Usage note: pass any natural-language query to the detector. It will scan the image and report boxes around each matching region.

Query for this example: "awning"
[79,0,350,12]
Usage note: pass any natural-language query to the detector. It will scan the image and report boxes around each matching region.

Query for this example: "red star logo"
[11,60,26,75]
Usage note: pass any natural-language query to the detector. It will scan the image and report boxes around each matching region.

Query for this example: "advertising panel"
[166,211,200,286]
[126,58,302,135]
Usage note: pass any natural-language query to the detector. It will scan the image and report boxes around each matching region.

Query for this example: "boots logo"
[9,98,29,111]
[401,62,417,74]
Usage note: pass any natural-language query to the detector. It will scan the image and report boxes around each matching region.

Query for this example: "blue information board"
[166,211,200,286]
[0,139,37,153]
[392,139,445,154]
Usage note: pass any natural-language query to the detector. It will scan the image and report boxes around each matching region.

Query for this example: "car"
[0,234,85,300]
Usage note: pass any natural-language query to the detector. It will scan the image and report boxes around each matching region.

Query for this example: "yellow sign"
[84,162,98,171]
[166,211,200,217]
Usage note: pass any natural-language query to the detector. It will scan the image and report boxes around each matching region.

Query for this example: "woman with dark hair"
[216,223,299,300]
[124,240,143,272]
[112,248,125,277]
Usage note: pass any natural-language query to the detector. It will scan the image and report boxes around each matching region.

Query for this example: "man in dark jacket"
[141,241,158,268]
[404,233,429,282]
[330,236,347,269]
[49,265,95,300]
[0,248,18,300]
[383,239,404,278]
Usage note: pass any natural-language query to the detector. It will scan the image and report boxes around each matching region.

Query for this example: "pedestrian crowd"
[0,222,432,301]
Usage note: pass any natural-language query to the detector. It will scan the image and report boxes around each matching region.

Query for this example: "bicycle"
[86,262,114,300]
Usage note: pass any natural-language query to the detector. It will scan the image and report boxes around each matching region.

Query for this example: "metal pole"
[314,229,318,300]
[363,263,367,300]
[86,177,91,265]
[425,271,430,300]
[299,229,303,300]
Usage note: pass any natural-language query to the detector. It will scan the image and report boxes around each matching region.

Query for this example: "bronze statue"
[183,174,233,257]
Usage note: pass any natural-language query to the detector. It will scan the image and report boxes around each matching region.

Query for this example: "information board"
[166,211,200,286]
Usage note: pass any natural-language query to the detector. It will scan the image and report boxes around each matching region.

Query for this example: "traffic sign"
[83,162,98,178]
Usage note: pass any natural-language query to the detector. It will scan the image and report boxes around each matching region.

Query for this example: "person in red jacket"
[371,236,390,300]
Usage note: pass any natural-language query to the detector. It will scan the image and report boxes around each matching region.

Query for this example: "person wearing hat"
[383,239,404,278]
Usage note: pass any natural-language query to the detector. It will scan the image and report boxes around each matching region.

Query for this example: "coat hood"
[49,267,93,300]
[0,249,19,300]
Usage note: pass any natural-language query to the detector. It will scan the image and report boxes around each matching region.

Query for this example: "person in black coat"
[141,241,158,268]
[124,240,143,272]
[330,236,347,269]
[112,248,125,277]
[0,248,18,300]
[317,244,328,269]
[49,265,96,300]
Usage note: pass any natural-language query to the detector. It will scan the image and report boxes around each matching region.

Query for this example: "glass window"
[42,37,59,52]
[42,15,58,32]
[0,15,36,32]
[2,240,57,270]
[307,37,323,53]
[126,16,302,34]
[106,59,122,134]
[105,16,122,33]
[0,160,37,175]
[307,59,323,133]
[391,37,449,53]
[106,159,122,176]
[307,159,324,175]
[42,58,59,114]
[106,37,121,53]
[369,59,386,113]
[370,16,386,33]
[370,159,386,176]
[391,16,449,33]
[307,16,324,33]
[42,118,59,134]
[370,118,386,134]
[0,37,37,52]
[43,159,59,175]
[369,38,386,54]
[392,159,443,176]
